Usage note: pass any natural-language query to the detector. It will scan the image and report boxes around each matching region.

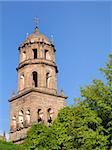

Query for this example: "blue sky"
[0,1,112,137]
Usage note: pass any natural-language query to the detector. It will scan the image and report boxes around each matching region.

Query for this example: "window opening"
[32,71,38,87]
[33,49,37,59]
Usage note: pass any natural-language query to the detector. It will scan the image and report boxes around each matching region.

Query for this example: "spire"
[3,131,6,141]
[34,16,39,33]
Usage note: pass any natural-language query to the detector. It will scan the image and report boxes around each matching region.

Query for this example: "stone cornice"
[9,88,68,102]
[16,59,58,73]
[18,41,56,52]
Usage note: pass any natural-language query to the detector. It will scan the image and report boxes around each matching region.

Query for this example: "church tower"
[9,18,67,144]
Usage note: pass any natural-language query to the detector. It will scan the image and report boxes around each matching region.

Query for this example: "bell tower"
[18,17,57,95]
[9,18,67,144]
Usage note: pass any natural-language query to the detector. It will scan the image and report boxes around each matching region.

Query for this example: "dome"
[20,27,52,48]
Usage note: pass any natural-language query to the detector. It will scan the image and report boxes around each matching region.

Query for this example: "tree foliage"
[80,54,112,149]
[0,140,24,150]
[23,54,112,150]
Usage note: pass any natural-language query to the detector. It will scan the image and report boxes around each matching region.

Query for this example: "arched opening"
[32,71,38,87]
[20,74,24,90]
[37,109,43,123]
[18,110,24,128]
[46,72,50,88]
[22,51,26,61]
[25,110,30,127]
[44,50,48,59]
[11,116,16,132]
[33,49,37,59]
[47,108,54,126]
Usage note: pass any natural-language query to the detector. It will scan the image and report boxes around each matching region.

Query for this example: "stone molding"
[16,58,58,73]
[9,88,68,102]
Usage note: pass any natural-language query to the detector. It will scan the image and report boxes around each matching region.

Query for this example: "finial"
[34,16,39,33]
[60,89,64,96]
[35,16,38,28]
[26,32,29,37]
[50,34,54,44]
[11,91,16,98]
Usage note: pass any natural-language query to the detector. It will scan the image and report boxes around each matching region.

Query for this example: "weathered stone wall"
[9,90,66,143]
[18,62,57,94]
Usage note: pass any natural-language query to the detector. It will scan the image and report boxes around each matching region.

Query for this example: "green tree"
[52,107,74,150]
[71,106,107,149]
[52,105,107,150]
[24,123,59,150]
[0,140,24,150]
[24,123,48,150]
[80,54,112,149]
[24,54,112,150]
[52,54,112,149]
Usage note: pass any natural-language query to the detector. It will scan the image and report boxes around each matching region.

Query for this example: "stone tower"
[9,18,67,144]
